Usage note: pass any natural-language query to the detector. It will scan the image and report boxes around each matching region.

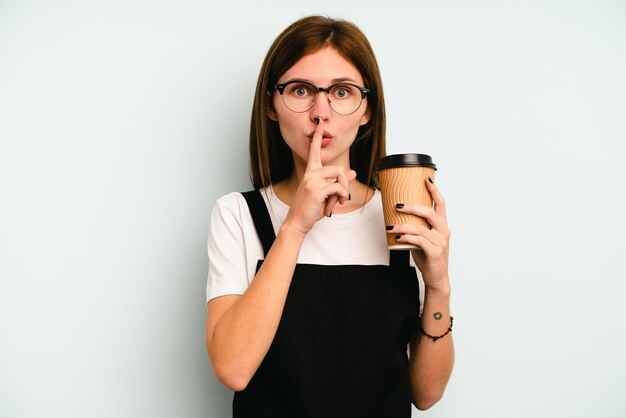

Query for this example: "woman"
[206,15,453,417]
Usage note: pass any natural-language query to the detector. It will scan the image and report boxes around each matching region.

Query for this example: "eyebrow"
[282,77,359,85]
[331,77,358,84]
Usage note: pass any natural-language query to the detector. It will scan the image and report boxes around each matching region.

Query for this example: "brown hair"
[249,15,386,189]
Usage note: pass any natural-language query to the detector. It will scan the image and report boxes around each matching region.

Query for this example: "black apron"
[233,190,420,418]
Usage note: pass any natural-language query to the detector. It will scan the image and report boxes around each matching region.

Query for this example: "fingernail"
[386,225,394,230]
[348,193,351,201]
[395,235,402,240]
[428,177,434,184]
[396,203,404,209]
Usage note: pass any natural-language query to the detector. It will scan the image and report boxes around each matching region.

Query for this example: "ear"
[359,107,371,126]
[266,91,278,121]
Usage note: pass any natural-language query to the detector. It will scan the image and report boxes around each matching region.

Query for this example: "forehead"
[279,47,364,85]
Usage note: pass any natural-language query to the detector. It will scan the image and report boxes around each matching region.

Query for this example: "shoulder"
[211,191,253,219]
[214,191,247,211]
[209,191,256,233]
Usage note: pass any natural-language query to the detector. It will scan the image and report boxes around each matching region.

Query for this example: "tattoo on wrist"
[433,312,443,320]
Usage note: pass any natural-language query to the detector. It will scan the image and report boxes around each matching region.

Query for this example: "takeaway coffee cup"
[379,154,437,250]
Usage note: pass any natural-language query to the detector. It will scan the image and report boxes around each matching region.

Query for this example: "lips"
[307,131,334,145]
[320,137,332,147]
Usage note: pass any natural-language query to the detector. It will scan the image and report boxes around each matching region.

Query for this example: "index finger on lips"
[306,119,323,170]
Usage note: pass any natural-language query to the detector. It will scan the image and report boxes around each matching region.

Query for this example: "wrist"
[424,278,451,297]
[418,315,454,343]
[278,221,307,243]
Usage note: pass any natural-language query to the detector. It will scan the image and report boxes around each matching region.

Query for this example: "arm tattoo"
[433,312,443,320]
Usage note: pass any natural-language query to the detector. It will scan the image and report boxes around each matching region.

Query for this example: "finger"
[335,169,350,205]
[315,168,356,215]
[425,177,447,221]
[386,223,446,247]
[323,173,338,213]
[394,233,437,254]
[306,119,323,170]
[325,195,338,216]
[313,166,352,205]
[321,183,350,216]
[395,203,447,232]
[329,168,355,210]
[329,168,355,205]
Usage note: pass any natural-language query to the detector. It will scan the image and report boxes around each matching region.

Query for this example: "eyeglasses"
[274,80,370,115]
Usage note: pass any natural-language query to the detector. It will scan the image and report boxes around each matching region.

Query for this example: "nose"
[310,90,332,122]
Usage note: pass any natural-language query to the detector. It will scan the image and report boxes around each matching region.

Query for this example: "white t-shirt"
[206,187,424,307]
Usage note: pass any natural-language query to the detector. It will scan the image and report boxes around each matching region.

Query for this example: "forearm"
[209,222,305,389]
[409,282,455,410]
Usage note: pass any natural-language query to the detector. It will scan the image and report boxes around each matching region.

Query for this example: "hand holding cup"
[380,154,451,288]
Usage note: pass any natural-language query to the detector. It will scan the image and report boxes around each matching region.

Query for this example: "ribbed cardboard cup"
[378,154,437,250]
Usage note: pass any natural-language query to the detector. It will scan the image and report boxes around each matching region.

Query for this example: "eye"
[288,83,314,97]
[331,84,354,99]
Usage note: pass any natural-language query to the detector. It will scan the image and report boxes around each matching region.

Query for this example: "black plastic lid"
[379,153,437,170]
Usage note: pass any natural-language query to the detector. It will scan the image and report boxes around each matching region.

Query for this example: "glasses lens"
[282,82,317,112]
[279,82,365,115]
[328,84,363,115]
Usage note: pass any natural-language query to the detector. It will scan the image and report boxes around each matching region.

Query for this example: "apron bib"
[233,190,420,418]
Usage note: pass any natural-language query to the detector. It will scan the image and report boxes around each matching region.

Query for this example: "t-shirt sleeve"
[206,193,251,303]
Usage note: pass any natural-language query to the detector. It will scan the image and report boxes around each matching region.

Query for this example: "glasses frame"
[274,80,370,115]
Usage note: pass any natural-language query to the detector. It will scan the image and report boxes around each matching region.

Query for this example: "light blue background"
[1,1,625,417]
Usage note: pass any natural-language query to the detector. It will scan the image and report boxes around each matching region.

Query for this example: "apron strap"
[242,189,410,266]
[389,250,410,267]
[241,190,276,257]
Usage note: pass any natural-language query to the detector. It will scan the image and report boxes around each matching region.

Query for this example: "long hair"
[249,15,386,189]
